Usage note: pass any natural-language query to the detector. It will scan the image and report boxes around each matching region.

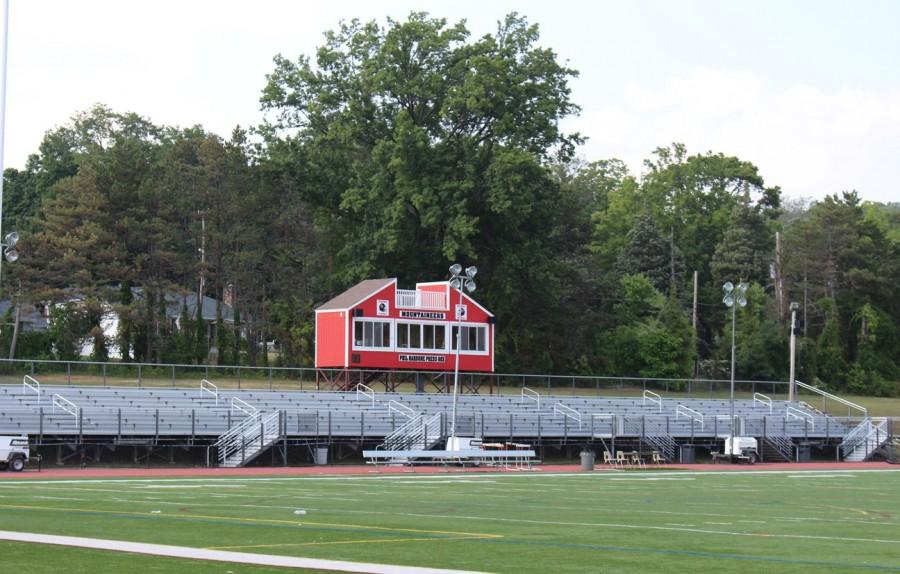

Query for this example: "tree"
[615,211,685,294]
[711,199,772,288]
[260,12,584,372]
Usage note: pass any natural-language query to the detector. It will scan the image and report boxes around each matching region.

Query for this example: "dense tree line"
[2,13,898,394]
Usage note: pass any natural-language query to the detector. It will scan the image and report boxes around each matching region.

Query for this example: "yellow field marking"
[209,535,484,550]
[0,503,502,540]
[820,504,870,517]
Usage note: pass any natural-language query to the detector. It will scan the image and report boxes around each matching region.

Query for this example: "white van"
[0,435,29,472]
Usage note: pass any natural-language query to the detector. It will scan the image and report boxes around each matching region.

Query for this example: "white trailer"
[711,436,759,464]
[0,435,30,472]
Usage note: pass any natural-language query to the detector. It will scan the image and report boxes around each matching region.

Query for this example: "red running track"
[0,461,894,480]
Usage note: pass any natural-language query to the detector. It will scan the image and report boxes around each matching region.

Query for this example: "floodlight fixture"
[722,279,751,442]
[1,230,18,264]
[448,262,478,444]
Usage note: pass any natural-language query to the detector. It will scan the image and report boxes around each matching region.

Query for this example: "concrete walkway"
[0,530,487,573]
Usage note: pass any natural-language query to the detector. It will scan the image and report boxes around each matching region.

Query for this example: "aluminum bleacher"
[0,381,854,445]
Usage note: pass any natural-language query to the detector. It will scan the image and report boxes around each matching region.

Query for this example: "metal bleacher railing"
[0,358,794,397]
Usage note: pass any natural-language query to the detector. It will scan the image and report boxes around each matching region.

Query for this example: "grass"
[1,468,899,573]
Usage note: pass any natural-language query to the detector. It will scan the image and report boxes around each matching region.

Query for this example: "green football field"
[1,469,899,573]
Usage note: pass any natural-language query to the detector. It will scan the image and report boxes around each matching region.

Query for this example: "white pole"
[0,0,9,295]
[789,307,797,402]
[730,302,736,436]
[449,286,463,443]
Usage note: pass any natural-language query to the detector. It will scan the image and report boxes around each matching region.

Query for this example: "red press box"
[314,278,494,372]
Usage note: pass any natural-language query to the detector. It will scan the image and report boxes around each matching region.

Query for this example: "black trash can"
[796,444,811,463]
[679,445,695,464]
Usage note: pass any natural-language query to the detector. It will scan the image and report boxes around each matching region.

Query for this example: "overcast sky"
[5,0,899,202]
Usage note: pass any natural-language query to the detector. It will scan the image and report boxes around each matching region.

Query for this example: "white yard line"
[0,530,487,574]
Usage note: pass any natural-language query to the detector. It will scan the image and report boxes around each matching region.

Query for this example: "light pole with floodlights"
[722,281,748,436]
[0,0,17,300]
[788,301,799,401]
[447,263,476,449]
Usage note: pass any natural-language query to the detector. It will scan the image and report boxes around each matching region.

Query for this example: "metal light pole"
[722,282,747,437]
[448,263,476,449]
[0,0,12,294]
[788,302,799,402]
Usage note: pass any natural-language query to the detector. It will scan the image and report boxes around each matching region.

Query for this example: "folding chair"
[615,450,629,468]
[629,452,644,468]
[651,451,664,465]
[603,450,615,467]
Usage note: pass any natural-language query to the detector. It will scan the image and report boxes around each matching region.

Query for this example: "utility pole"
[691,270,698,331]
[774,232,785,322]
[789,302,799,401]
[198,212,206,305]
[692,270,699,378]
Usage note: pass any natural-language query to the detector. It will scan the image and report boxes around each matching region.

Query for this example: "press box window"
[451,325,486,352]
[354,320,391,348]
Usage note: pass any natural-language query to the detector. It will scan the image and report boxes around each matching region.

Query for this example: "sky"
[4,0,900,203]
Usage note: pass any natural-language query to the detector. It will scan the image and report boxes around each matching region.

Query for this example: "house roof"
[0,301,49,332]
[317,278,395,311]
[163,293,234,323]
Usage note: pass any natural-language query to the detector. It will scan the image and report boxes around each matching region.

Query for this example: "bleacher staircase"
[762,426,794,462]
[378,413,443,452]
[840,418,889,462]
[215,411,283,468]
[641,418,677,461]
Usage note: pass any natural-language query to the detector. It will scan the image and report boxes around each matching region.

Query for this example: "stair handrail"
[200,379,218,405]
[231,396,258,416]
[379,413,424,450]
[675,403,704,430]
[378,412,443,452]
[216,411,261,450]
[786,406,815,431]
[839,418,874,458]
[553,402,582,428]
[387,400,415,419]
[52,393,79,419]
[216,411,281,466]
[23,375,40,404]
[795,380,867,418]
[641,417,676,460]
[763,423,794,460]
[752,392,772,414]
[798,400,824,415]
[521,387,541,409]
[642,389,663,413]
[356,383,376,407]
